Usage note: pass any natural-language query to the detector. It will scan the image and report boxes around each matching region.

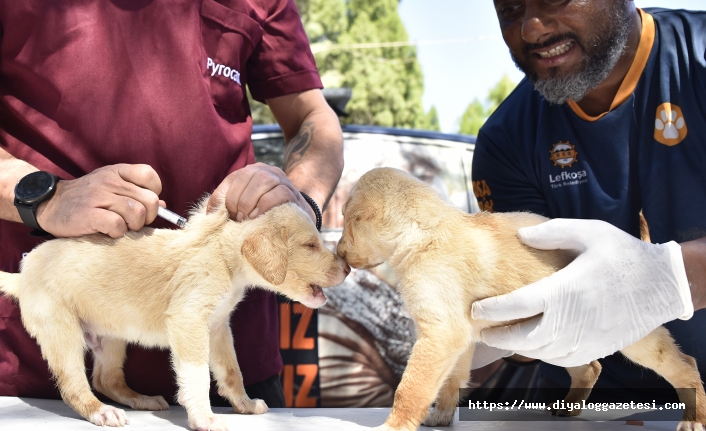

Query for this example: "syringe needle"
[157,206,188,228]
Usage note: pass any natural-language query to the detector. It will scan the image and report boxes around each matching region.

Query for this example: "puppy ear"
[241,227,288,285]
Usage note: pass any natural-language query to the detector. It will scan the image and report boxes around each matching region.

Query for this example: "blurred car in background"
[253,124,495,407]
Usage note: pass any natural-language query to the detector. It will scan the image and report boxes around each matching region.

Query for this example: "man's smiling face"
[494,0,632,104]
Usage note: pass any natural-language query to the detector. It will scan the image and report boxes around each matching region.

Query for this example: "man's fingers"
[223,164,298,220]
[88,208,129,239]
[103,196,149,231]
[479,315,546,351]
[471,343,512,370]
[472,279,550,322]
[110,181,160,224]
[209,177,233,214]
[252,184,297,217]
[214,163,305,221]
[518,218,617,252]
[112,164,161,223]
[538,340,624,368]
[116,164,163,195]
[33,164,165,237]
[234,169,286,221]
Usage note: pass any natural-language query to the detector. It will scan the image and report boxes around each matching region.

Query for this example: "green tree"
[458,75,516,136]
[487,74,516,114]
[458,99,485,136]
[422,106,441,132]
[251,0,437,130]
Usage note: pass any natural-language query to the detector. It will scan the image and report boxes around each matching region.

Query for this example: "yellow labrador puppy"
[337,167,705,431]
[0,198,349,431]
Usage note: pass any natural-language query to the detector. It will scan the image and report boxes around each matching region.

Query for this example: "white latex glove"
[471,343,512,370]
[471,218,693,368]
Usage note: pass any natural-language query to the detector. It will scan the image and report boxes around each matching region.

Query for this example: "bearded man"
[470,0,706,401]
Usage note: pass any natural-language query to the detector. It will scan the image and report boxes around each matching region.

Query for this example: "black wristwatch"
[14,171,61,237]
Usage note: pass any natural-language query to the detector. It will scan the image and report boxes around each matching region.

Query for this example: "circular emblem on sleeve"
[549,141,578,168]
[654,103,687,146]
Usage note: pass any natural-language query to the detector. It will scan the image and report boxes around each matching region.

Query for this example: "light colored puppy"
[337,167,705,431]
[0,198,350,431]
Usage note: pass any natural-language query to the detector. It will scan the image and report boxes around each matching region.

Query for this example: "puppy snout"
[329,255,350,284]
[336,241,347,260]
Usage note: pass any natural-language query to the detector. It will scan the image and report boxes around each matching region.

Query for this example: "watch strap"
[13,172,60,237]
[15,201,44,231]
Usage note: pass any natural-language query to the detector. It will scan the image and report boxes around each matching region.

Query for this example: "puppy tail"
[0,271,21,299]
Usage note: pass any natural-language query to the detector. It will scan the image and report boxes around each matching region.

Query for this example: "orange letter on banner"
[295,364,318,407]
[280,303,291,349]
[292,304,315,350]
[282,365,294,407]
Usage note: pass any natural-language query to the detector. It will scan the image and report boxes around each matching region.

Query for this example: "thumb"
[207,183,231,215]
[472,274,557,322]
[517,218,605,252]
[480,315,546,351]
[471,343,512,370]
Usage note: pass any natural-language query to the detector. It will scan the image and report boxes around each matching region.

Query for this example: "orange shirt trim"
[567,8,655,122]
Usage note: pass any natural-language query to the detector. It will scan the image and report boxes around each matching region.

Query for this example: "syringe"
[157,206,188,228]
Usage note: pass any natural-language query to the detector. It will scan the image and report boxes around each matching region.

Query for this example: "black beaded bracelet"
[300,191,322,231]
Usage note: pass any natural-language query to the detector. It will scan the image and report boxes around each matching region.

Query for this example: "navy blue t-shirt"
[472,8,706,399]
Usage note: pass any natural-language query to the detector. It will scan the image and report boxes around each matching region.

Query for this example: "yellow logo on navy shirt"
[654,103,687,146]
[549,141,578,168]
[472,180,494,212]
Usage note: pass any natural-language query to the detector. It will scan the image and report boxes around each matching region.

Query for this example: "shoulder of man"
[645,7,706,45]
[477,78,542,150]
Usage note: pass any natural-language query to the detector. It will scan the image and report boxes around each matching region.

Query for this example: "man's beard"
[511,2,632,104]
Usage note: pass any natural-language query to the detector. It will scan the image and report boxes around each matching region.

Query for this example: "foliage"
[250,0,438,131]
[457,74,517,136]
[458,99,486,137]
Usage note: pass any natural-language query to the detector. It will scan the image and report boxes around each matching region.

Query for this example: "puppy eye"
[304,243,318,250]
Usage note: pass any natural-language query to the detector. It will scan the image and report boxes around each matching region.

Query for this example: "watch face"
[15,172,56,204]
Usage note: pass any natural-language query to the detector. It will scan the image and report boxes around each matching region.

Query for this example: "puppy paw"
[677,421,706,431]
[423,407,455,426]
[128,394,170,411]
[232,397,268,415]
[189,413,229,431]
[89,404,129,427]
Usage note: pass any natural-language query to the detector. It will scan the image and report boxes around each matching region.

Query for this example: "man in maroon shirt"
[0,0,343,408]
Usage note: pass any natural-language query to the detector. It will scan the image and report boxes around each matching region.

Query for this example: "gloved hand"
[471,343,512,370]
[471,218,693,368]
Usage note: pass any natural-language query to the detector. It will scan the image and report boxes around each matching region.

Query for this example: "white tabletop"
[0,397,683,430]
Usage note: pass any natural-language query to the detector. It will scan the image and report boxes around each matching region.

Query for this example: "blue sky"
[398,1,705,133]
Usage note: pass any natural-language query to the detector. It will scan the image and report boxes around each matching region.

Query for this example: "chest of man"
[534,89,706,244]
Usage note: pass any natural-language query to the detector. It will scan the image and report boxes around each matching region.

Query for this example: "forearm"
[681,237,706,311]
[282,107,343,211]
[0,147,38,223]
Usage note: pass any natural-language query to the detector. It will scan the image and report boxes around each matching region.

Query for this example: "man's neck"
[575,8,643,117]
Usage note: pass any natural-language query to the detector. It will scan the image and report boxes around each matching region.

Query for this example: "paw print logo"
[654,103,687,146]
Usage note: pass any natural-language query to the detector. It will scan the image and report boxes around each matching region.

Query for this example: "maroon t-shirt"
[0,0,322,399]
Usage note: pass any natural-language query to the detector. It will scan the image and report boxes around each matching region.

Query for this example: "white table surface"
[0,397,683,430]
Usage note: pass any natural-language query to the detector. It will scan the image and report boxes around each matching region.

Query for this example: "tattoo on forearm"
[283,121,314,173]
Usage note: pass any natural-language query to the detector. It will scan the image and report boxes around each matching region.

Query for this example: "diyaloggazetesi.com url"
[468,400,686,413]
